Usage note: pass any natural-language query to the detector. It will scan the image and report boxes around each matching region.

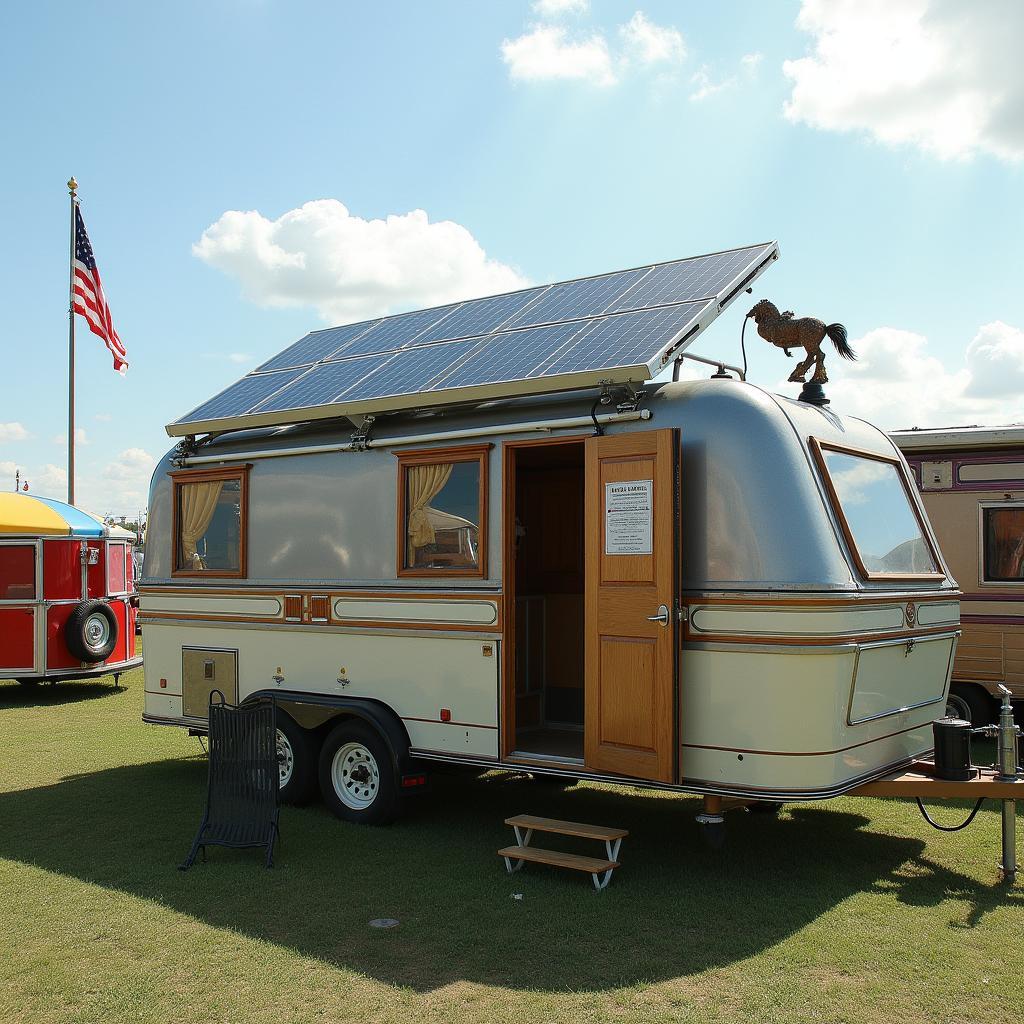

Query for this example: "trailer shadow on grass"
[0,678,123,710]
[0,757,1018,993]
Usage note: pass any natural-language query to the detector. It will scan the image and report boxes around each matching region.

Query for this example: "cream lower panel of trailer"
[141,622,500,757]
[679,634,956,793]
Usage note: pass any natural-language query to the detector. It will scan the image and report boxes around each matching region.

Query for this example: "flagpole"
[67,176,78,506]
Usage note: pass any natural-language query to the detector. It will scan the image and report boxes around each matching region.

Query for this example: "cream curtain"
[179,481,224,569]
[406,463,453,565]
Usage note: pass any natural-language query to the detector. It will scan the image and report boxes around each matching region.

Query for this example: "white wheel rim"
[84,613,110,650]
[331,741,380,810]
[276,728,294,789]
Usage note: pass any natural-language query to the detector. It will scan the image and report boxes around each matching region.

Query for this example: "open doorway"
[508,439,586,762]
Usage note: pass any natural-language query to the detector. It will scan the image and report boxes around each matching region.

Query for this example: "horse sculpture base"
[798,382,830,406]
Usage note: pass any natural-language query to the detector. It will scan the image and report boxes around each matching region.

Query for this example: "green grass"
[1,660,1022,1024]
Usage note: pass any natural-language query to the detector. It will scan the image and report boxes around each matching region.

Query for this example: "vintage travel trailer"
[0,493,141,684]
[140,242,961,824]
[893,424,1024,725]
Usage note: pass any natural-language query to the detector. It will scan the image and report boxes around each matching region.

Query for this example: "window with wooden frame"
[810,438,943,581]
[395,445,490,577]
[981,502,1024,584]
[170,465,250,578]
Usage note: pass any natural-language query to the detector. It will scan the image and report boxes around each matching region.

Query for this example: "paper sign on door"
[604,479,653,555]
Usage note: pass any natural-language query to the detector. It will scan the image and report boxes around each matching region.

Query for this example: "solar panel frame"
[251,354,390,413]
[534,301,713,378]
[255,319,381,372]
[408,286,551,346]
[335,302,464,358]
[175,367,311,425]
[168,241,779,435]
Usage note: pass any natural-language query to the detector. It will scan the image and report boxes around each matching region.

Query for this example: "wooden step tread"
[505,814,628,841]
[498,845,619,874]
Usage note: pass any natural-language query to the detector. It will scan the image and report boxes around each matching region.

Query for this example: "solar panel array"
[170,241,778,435]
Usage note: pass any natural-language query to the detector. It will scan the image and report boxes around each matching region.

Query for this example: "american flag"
[73,205,128,374]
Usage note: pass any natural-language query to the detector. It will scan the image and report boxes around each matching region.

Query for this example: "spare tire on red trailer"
[65,600,118,663]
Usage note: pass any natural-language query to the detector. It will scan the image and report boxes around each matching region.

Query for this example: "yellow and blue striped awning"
[0,493,108,538]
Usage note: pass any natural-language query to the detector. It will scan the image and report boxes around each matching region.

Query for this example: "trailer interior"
[509,439,586,763]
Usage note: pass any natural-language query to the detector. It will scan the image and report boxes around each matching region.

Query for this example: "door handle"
[647,604,670,626]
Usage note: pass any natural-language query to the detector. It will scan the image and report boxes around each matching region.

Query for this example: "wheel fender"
[246,690,414,775]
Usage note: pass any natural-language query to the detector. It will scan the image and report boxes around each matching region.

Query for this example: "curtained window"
[397,446,489,576]
[983,507,1024,582]
[172,467,249,576]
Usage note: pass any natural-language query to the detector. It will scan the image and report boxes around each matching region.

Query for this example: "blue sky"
[1,1,1022,514]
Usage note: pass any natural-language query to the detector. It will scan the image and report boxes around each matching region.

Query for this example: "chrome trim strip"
[139,617,499,641]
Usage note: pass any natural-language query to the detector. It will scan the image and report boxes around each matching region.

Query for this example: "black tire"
[64,600,118,663]
[318,719,401,825]
[945,684,994,727]
[275,711,319,805]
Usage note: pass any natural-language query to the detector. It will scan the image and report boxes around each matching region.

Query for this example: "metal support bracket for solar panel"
[613,383,645,413]
[349,415,376,452]
[171,434,199,468]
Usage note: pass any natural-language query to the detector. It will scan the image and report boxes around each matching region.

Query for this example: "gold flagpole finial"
[68,177,78,194]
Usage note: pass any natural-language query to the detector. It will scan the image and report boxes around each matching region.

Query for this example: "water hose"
[915,796,986,832]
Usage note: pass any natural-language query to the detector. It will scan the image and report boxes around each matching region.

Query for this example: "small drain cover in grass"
[369,918,399,929]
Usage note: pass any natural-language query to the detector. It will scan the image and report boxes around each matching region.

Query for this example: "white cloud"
[532,0,588,15]
[501,25,616,86]
[31,464,69,500]
[52,428,89,446]
[0,422,29,442]
[783,0,1024,161]
[503,11,686,86]
[620,12,685,65]
[740,52,763,73]
[93,413,113,422]
[963,322,1024,398]
[802,321,1024,429]
[74,448,158,516]
[194,200,528,324]
[689,67,733,102]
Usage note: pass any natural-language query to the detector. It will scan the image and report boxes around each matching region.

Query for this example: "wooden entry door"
[584,429,676,782]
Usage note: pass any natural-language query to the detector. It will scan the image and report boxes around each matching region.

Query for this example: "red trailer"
[0,493,142,684]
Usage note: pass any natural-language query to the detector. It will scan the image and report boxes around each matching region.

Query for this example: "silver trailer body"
[141,379,960,801]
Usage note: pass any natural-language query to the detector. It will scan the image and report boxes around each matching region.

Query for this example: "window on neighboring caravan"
[171,466,249,577]
[0,545,36,600]
[982,506,1024,582]
[396,446,489,576]
[813,441,941,578]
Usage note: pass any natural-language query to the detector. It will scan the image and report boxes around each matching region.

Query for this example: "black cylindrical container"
[933,717,976,781]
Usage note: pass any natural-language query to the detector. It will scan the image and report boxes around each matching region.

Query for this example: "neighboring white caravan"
[140,243,960,824]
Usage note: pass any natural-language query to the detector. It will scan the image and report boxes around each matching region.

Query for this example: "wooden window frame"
[169,464,251,579]
[394,444,491,579]
[809,437,944,583]
[978,501,1024,587]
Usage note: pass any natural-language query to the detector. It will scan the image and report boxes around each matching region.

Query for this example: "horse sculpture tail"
[826,322,856,361]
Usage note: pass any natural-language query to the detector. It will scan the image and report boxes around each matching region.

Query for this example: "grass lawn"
[1,658,1022,1024]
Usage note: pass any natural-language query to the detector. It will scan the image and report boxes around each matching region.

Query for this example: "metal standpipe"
[992,686,1021,882]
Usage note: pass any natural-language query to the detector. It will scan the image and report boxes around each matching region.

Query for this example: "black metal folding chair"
[180,691,280,870]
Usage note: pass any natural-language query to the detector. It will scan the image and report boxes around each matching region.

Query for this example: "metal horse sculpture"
[747,299,855,384]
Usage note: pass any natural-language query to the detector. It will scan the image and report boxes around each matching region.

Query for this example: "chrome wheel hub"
[276,729,294,788]
[84,613,110,649]
[331,741,380,810]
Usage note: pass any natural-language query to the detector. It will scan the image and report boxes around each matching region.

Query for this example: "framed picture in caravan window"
[394,445,490,578]
[170,464,250,578]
